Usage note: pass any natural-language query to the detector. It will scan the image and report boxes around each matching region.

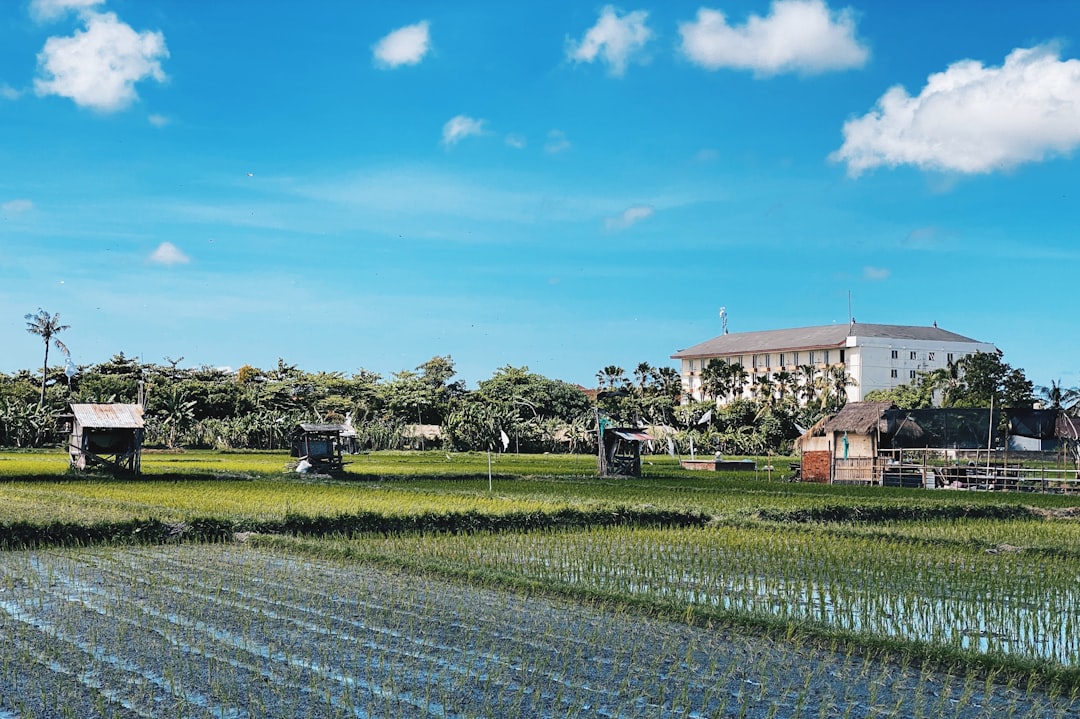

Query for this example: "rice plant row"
[306,523,1080,669]
[0,544,1076,719]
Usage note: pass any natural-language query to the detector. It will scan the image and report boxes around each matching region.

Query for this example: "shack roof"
[296,423,344,434]
[819,401,895,435]
[69,404,144,429]
[610,429,654,441]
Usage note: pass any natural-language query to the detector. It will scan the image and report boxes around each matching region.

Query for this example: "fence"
[829,450,1080,494]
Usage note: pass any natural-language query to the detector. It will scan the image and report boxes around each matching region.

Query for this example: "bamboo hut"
[290,423,345,472]
[67,403,145,476]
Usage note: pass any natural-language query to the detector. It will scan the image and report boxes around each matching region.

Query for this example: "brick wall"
[802,450,832,483]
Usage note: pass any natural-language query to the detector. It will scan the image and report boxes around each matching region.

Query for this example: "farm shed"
[600,427,653,477]
[290,423,345,472]
[796,402,926,484]
[66,403,145,476]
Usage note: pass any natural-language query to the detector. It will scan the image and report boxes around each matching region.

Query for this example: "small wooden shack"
[796,401,925,484]
[290,423,345,472]
[797,401,892,483]
[67,403,145,476]
[600,427,653,477]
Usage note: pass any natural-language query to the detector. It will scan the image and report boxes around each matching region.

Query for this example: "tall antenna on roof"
[719,306,728,335]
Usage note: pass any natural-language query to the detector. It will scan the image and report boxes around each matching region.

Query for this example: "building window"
[890,369,898,378]
[910,351,917,360]
[909,370,917,379]
[891,350,898,359]
[947,353,954,363]
[822,350,829,364]
[928,352,935,361]
[839,349,845,363]
[779,353,786,367]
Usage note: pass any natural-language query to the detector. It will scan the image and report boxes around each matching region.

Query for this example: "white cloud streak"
[862,266,890,280]
[35,11,169,112]
[148,241,189,266]
[567,5,652,77]
[30,0,104,22]
[0,83,21,100]
[1,199,34,216]
[678,0,867,75]
[441,115,486,146]
[373,21,431,68]
[605,205,654,230]
[832,45,1080,176]
[544,129,571,154]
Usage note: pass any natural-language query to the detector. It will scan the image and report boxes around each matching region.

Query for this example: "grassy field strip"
[314,525,1080,667]
[0,480,586,526]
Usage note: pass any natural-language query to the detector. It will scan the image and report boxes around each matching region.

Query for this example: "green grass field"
[1,448,1079,716]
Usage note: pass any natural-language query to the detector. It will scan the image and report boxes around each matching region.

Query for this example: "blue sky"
[3,0,1080,390]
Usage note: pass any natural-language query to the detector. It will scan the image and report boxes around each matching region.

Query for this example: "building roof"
[671,322,987,359]
[69,403,144,429]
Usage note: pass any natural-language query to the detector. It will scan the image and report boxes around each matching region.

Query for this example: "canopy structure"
[290,423,345,472]
[600,426,653,477]
[66,403,145,476]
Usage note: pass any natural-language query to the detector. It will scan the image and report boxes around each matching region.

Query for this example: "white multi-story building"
[671,321,999,403]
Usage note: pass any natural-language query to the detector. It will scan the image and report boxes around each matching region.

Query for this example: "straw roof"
[819,401,895,435]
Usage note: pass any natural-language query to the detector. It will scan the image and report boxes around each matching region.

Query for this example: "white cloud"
[441,115,486,146]
[606,205,654,230]
[567,5,652,77]
[373,21,431,68]
[544,129,571,154]
[0,83,21,100]
[863,266,890,280]
[678,0,867,75]
[148,113,170,127]
[505,134,526,149]
[148,241,189,266]
[35,11,169,113]
[1,199,34,215]
[30,0,104,22]
[832,45,1080,176]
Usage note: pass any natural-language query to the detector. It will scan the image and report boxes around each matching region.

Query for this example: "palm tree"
[726,363,749,401]
[797,364,819,405]
[699,360,729,402]
[633,362,653,396]
[596,365,628,391]
[25,308,70,407]
[1037,380,1080,414]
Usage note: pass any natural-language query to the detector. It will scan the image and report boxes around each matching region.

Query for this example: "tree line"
[6,309,1066,455]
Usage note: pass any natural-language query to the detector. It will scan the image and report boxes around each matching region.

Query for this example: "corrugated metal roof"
[671,322,988,359]
[612,430,653,441]
[70,404,144,429]
[297,423,344,433]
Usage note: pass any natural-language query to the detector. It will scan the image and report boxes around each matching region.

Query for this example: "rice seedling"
[1,544,1075,718]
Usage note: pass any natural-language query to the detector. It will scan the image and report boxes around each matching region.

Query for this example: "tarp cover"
[1007,409,1059,440]
[883,408,1005,449]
